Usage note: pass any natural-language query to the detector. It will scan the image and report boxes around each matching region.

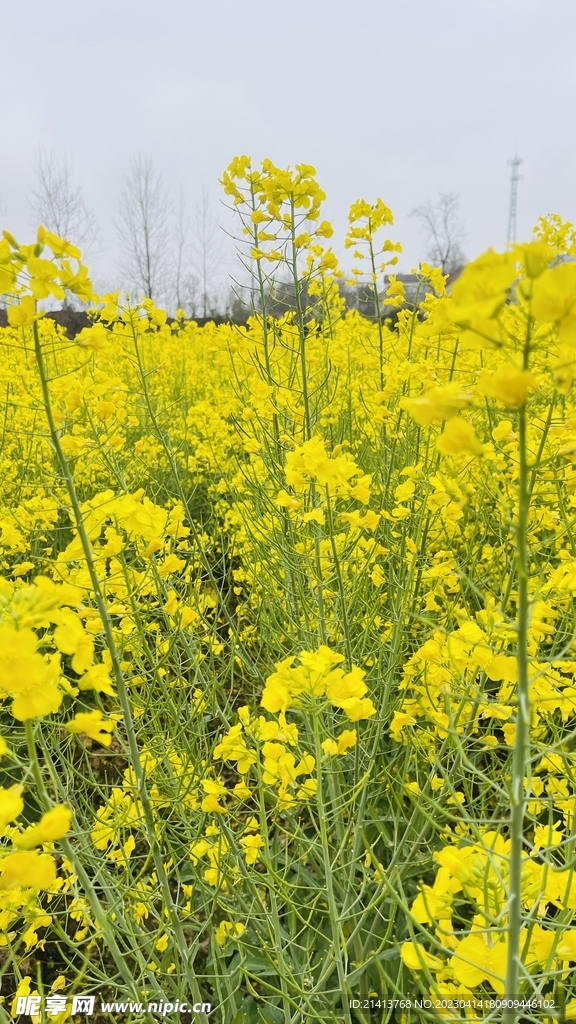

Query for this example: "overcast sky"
[2,0,575,291]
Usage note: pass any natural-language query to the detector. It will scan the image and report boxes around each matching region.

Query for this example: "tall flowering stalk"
[504,306,533,1013]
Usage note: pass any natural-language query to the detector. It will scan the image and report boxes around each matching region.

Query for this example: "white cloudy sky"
[2,0,575,290]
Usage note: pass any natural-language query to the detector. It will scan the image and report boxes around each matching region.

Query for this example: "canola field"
[1,158,576,1022]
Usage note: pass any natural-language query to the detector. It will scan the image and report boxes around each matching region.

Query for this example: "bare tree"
[29,148,101,256]
[172,186,204,315]
[182,272,202,318]
[410,192,466,275]
[116,156,171,303]
[190,186,225,318]
[173,186,190,313]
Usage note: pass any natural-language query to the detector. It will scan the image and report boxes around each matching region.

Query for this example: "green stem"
[252,772,292,1024]
[368,235,385,391]
[312,710,352,1024]
[504,398,531,1014]
[289,200,312,440]
[249,189,273,381]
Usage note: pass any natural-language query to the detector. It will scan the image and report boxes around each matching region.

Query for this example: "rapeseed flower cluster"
[260,646,375,721]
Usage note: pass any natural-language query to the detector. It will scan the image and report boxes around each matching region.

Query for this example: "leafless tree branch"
[410,192,466,275]
[29,148,101,257]
[116,155,172,304]
[190,186,225,318]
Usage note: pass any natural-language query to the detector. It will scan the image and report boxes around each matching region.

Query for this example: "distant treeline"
[0,278,421,337]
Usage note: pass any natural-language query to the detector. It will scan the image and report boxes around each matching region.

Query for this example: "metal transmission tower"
[507,155,523,246]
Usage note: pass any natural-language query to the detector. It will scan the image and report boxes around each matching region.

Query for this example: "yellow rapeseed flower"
[0,850,57,890]
[14,806,72,850]
[436,417,484,457]
[66,710,115,746]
